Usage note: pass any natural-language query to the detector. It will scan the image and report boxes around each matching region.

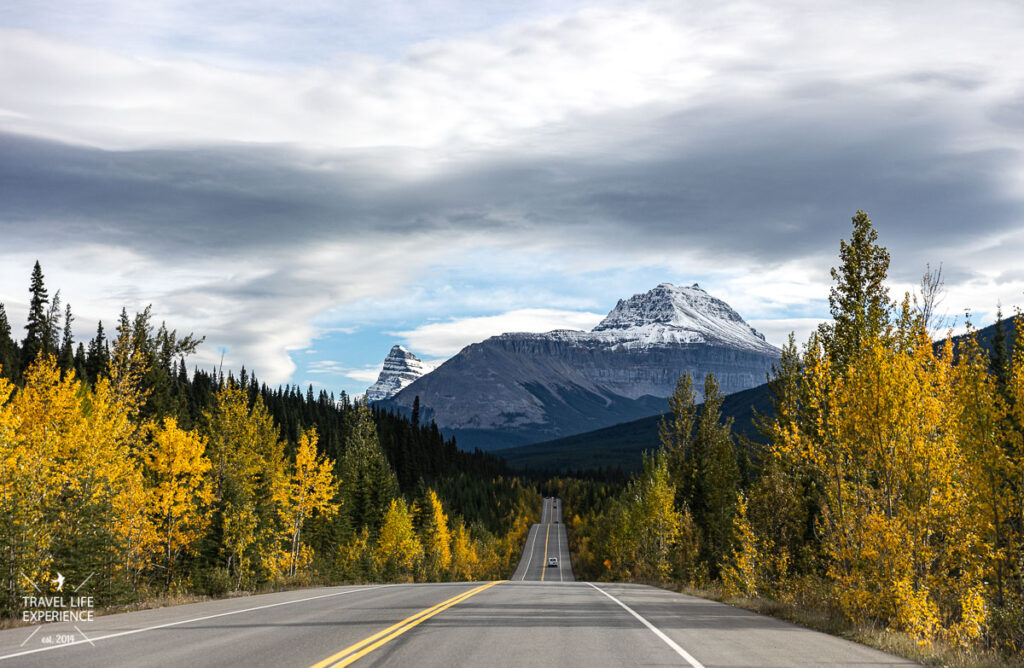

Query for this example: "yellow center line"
[310,581,505,668]
[540,522,551,582]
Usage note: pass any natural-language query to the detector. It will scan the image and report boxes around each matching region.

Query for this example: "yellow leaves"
[720,494,760,598]
[783,328,996,642]
[278,427,339,576]
[145,418,214,578]
[419,489,452,578]
[890,576,940,642]
[448,519,478,582]
[375,498,423,581]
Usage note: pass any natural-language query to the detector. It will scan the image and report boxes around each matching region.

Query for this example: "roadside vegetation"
[0,269,537,620]
[562,211,1024,666]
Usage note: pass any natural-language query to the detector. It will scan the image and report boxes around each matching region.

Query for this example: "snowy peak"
[366,345,435,402]
[596,283,740,330]
[591,282,773,353]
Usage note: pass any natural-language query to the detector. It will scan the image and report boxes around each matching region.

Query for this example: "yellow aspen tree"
[720,493,761,598]
[448,519,478,581]
[956,333,1012,605]
[278,427,339,577]
[374,498,422,582]
[610,452,683,582]
[145,418,214,585]
[418,489,452,580]
[0,369,38,616]
[9,357,88,595]
[81,374,153,593]
[204,384,286,589]
[1005,341,1024,595]
[783,330,987,641]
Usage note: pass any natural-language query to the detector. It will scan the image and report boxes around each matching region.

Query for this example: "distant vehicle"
[547,557,558,568]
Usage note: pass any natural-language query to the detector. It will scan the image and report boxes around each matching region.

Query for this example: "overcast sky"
[1,0,1023,397]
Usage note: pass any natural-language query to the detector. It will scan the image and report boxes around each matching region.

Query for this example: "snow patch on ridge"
[365,345,436,401]
[495,283,777,354]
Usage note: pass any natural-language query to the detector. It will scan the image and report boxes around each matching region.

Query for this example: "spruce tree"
[692,373,739,577]
[0,303,19,380]
[991,305,1010,396]
[22,260,49,367]
[339,403,400,534]
[59,302,75,374]
[73,342,87,380]
[821,210,892,367]
[659,373,698,494]
[86,321,110,382]
[45,290,62,359]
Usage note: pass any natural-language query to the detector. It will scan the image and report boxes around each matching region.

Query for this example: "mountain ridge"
[378,283,781,450]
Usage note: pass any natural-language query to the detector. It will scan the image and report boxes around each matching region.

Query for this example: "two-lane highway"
[0,496,917,667]
[511,496,574,582]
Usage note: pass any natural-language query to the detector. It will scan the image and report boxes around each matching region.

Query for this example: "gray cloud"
[3,1,1024,386]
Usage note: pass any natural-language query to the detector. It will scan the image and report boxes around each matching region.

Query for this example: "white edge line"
[0,585,387,662]
[586,583,705,668]
[520,523,540,581]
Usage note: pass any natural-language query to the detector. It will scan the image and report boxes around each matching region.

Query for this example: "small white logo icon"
[51,573,65,592]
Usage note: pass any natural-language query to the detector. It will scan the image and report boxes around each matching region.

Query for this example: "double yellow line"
[311,581,505,668]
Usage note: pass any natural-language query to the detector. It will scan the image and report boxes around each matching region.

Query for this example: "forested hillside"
[0,264,536,618]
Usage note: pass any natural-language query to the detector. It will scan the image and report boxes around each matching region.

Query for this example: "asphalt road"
[511,496,574,582]
[0,498,916,667]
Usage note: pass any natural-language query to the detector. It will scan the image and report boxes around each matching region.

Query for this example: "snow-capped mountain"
[365,345,435,402]
[379,283,781,450]
[592,283,773,351]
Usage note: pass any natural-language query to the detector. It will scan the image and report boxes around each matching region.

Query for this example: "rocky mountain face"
[365,345,435,402]
[378,283,781,450]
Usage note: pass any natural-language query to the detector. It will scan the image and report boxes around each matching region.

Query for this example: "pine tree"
[21,261,49,366]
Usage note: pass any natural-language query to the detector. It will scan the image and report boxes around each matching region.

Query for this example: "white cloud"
[3,0,1024,393]
[343,365,386,383]
[393,308,605,357]
[747,318,826,349]
[306,360,383,383]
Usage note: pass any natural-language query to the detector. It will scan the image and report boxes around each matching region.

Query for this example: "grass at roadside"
[659,582,1022,668]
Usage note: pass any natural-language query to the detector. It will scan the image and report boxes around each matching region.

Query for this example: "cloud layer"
[2,1,1023,390]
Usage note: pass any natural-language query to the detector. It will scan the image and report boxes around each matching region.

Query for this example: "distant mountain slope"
[498,315,1021,473]
[496,382,773,473]
[380,283,780,450]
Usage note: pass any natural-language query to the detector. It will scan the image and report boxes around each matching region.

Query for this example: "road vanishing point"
[0,498,916,667]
